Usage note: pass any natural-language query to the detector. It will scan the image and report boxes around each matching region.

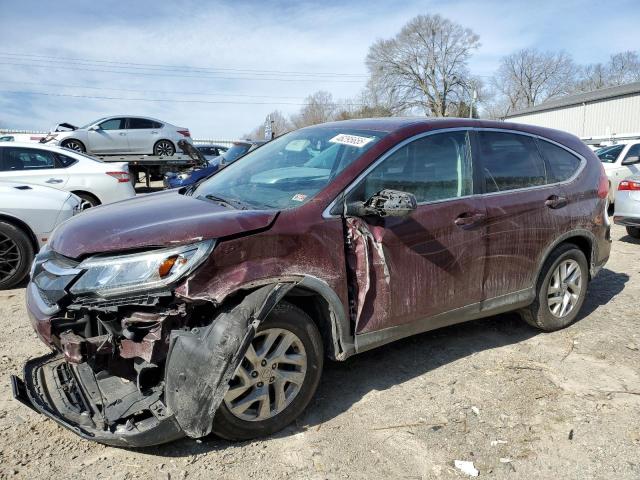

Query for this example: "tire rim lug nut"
[251,371,258,378]
[257,382,263,387]
[272,364,277,369]
[261,360,267,367]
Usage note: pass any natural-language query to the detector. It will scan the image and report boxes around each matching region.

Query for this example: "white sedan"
[0,182,82,289]
[40,116,192,156]
[596,142,640,203]
[0,143,135,206]
[614,175,640,239]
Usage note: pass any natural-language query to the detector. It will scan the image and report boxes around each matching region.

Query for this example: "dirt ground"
[0,224,639,479]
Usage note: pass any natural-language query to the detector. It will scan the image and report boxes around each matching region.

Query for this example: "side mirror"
[345,189,417,217]
[622,155,640,165]
[88,125,100,131]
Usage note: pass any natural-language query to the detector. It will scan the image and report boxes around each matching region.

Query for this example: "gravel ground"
[0,224,639,479]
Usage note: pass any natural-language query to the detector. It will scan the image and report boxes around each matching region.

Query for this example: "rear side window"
[55,153,78,167]
[537,140,581,182]
[128,118,160,129]
[0,147,58,171]
[478,131,546,193]
[356,130,473,203]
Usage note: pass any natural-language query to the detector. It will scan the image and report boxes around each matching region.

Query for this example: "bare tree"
[365,14,480,117]
[290,91,337,128]
[607,50,640,85]
[492,48,576,113]
[574,51,640,93]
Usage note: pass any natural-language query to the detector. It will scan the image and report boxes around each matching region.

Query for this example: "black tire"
[61,139,86,152]
[153,140,175,156]
[519,243,589,332]
[626,226,640,239]
[212,301,323,441]
[0,221,34,290]
[74,192,100,208]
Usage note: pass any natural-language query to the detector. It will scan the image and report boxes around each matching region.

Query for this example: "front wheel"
[153,140,175,156]
[626,226,640,239]
[519,243,588,332]
[212,301,323,441]
[0,221,34,290]
[61,139,86,152]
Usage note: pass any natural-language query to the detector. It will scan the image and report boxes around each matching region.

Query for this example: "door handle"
[119,132,127,136]
[454,212,486,227]
[545,195,568,209]
[151,131,158,134]
[46,178,64,184]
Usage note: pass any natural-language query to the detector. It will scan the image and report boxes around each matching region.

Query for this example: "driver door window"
[353,130,473,203]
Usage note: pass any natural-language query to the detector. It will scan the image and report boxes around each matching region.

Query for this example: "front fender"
[164,282,294,438]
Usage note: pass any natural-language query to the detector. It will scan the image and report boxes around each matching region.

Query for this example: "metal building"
[504,81,640,144]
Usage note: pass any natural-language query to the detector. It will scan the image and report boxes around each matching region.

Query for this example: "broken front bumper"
[11,353,184,448]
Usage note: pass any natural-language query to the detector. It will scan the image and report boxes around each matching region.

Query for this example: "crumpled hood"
[49,190,278,259]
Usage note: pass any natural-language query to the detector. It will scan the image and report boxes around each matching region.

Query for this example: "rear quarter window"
[537,140,582,182]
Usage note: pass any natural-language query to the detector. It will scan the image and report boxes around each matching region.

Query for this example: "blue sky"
[0,0,638,138]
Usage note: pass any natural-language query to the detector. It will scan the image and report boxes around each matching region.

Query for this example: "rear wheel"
[61,139,86,152]
[74,192,100,208]
[0,221,34,290]
[519,243,588,331]
[212,301,323,441]
[153,140,175,156]
[626,226,640,239]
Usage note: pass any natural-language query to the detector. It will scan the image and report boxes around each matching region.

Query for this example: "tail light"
[177,130,191,137]
[618,179,640,191]
[597,163,609,199]
[106,171,130,183]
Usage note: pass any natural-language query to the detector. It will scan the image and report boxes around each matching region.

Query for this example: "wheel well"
[560,236,592,267]
[71,190,101,205]
[283,287,339,360]
[154,139,175,149]
[0,214,39,252]
[61,138,84,147]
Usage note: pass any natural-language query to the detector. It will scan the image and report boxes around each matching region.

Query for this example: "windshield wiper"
[200,194,248,210]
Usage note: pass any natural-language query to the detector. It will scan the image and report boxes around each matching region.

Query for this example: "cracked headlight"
[69,240,215,297]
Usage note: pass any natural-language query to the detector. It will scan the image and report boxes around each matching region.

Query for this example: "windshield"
[596,144,624,163]
[193,127,386,210]
[222,143,252,163]
[80,117,106,129]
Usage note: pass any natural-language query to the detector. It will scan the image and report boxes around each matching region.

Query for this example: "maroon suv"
[12,118,611,447]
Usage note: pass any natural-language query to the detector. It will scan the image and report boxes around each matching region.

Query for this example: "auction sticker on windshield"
[330,134,374,148]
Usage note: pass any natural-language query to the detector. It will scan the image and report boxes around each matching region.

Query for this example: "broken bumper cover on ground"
[11,353,184,448]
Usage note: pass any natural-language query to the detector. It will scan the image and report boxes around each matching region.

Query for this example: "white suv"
[41,116,192,156]
[0,143,135,206]
[597,141,640,203]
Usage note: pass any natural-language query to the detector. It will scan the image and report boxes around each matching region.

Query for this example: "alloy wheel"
[155,141,174,156]
[224,328,308,422]
[547,259,582,318]
[64,140,84,152]
[0,232,21,284]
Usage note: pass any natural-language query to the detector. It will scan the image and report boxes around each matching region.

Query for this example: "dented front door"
[344,130,486,334]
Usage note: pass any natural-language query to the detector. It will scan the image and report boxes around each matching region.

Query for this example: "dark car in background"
[196,143,228,161]
[164,140,264,189]
[13,118,610,448]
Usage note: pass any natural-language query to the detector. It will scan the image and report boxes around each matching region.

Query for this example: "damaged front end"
[12,242,293,447]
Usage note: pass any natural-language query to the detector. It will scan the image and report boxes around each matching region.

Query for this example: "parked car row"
[10,118,613,449]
